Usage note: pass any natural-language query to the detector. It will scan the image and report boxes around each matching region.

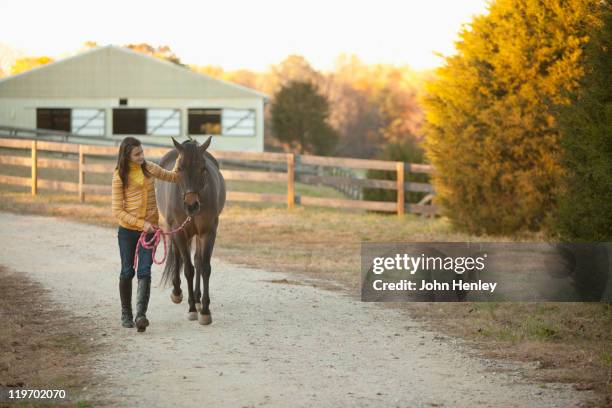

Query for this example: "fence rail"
[0,137,438,216]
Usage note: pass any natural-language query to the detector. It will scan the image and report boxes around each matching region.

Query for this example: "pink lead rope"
[133,216,192,271]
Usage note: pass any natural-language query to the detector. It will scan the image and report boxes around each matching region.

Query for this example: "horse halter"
[180,170,209,201]
[181,184,208,202]
[176,154,209,214]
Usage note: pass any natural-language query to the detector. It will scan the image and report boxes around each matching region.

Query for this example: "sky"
[0,0,490,72]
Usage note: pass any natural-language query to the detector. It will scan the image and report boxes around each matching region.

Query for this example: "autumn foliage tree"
[10,56,54,75]
[422,0,600,235]
[327,55,424,158]
[270,80,338,155]
[192,54,425,157]
[553,0,612,241]
[123,43,183,65]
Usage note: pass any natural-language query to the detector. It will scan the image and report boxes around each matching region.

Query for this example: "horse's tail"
[160,237,183,288]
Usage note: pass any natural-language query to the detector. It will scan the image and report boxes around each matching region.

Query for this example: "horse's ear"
[171,137,183,153]
[199,136,212,153]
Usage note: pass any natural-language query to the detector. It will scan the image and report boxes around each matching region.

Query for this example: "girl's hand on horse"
[143,221,156,233]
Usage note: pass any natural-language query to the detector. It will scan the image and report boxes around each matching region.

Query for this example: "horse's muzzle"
[186,201,200,215]
[183,191,201,215]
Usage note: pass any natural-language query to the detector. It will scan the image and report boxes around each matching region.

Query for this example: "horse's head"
[171,136,212,217]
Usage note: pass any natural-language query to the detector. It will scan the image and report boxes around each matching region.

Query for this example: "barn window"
[72,109,105,136]
[37,108,71,132]
[113,109,146,135]
[188,109,221,135]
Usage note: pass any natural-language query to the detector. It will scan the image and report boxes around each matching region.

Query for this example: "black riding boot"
[119,277,134,328]
[135,277,151,332]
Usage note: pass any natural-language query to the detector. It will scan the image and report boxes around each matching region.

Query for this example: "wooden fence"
[0,138,438,216]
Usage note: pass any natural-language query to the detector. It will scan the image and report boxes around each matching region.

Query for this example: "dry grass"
[0,185,610,406]
[0,265,102,407]
[403,302,611,406]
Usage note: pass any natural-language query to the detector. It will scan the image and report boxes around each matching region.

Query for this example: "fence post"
[78,144,85,202]
[31,140,37,196]
[287,153,295,209]
[396,162,405,215]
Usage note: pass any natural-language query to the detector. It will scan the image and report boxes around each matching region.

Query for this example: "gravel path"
[0,212,590,408]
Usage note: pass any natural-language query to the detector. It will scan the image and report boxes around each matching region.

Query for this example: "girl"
[111,137,180,332]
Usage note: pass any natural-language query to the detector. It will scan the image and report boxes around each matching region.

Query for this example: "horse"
[156,136,226,325]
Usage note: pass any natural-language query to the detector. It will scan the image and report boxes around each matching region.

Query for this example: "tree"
[10,56,54,75]
[325,79,381,157]
[266,55,324,95]
[270,80,338,155]
[553,0,612,241]
[422,0,600,235]
[123,43,183,65]
[376,84,422,144]
[190,64,225,80]
[225,69,260,89]
[193,54,426,158]
[81,41,99,50]
[326,54,425,158]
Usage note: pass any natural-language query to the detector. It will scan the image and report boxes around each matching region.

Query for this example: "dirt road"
[0,212,590,407]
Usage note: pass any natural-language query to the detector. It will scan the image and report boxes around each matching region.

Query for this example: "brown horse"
[156,136,226,325]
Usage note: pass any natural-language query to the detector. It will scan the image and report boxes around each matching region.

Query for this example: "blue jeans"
[117,225,154,280]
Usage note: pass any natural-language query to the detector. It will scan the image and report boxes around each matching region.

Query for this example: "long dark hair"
[115,137,152,188]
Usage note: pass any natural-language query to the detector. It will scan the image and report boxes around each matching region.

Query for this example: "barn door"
[72,109,105,136]
[147,109,180,136]
[222,109,255,136]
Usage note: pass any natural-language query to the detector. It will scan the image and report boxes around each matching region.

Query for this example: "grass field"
[0,152,610,405]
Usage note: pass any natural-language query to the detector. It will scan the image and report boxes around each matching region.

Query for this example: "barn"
[0,45,267,151]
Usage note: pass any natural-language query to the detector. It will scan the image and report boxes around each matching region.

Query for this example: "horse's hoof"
[171,292,183,304]
[135,316,149,332]
[195,302,202,311]
[187,311,198,321]
[198,313,212,325]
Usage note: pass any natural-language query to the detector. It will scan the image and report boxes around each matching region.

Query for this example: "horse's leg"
[170,237,184,304]
[194,236,202,312]
[198,225,217,325]
[174,233,197,320]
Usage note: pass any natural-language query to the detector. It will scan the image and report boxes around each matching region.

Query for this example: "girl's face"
[129,145,144,165]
